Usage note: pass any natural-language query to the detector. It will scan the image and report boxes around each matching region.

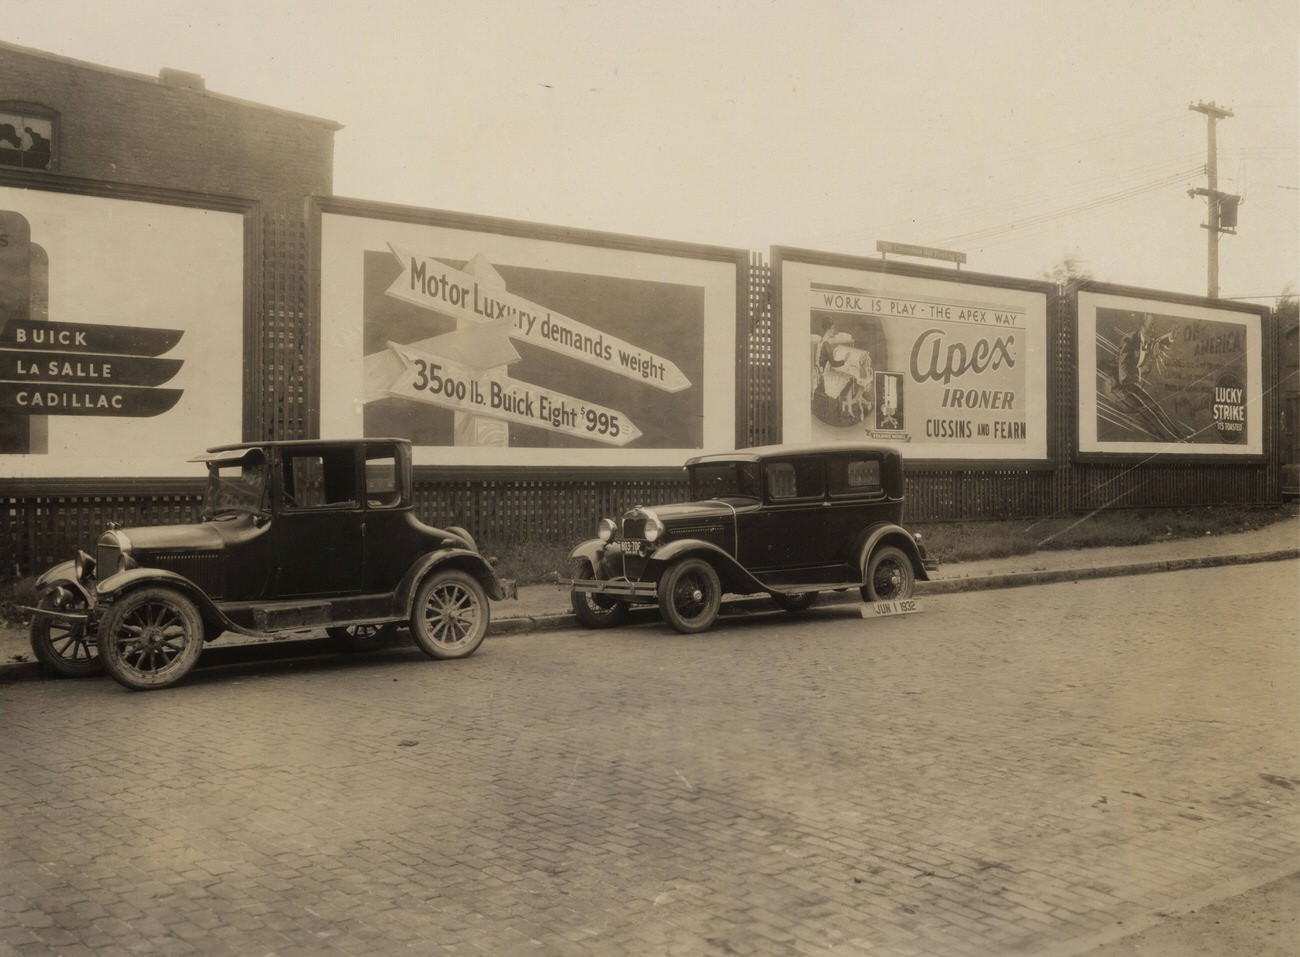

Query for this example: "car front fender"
[644,539,768,594]
[852,524,931,582]
[568,538,606,568]
[26,559,97,618]
[94,567,235,636]
[34,559,97,604]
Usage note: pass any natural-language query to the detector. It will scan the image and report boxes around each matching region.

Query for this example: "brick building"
[0,39,340,440]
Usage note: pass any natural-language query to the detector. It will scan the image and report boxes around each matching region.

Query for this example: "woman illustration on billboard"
[1110,314,1188,442]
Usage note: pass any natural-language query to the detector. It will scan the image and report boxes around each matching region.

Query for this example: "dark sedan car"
[568,443,935,633]
[29,438,511,690]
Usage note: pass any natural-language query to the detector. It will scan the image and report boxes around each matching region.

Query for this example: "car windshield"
[689,462,761,501]
[202,459,270,518]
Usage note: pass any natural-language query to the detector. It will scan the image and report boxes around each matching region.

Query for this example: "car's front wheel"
[569,559,629,629]
[29,592,101,677]
[658,558,721,634]
[410,570,489,660]
[861,546,915,602]
[97,587,205,691]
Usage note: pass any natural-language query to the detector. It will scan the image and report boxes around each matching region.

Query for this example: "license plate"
[861,598,922,618]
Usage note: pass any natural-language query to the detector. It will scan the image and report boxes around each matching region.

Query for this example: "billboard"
[777,252,1050,461]
[0,186,246,478]
[317,201,743,467]
[1078,290,1264,457]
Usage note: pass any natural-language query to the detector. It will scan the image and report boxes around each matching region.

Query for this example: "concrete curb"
[4,547,1296,686]
[918,547,1300,595]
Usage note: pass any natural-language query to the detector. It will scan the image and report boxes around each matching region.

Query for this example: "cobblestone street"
[2,562,1297,956]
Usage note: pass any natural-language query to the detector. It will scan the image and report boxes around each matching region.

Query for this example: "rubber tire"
[569,559,630,629]
[97,587,205,691]
[658,558,722,634]
[410,569,489,660]
[771,591,817,613]
[326,623,398,653]
[29,592,101,677]
[860,546,916,603]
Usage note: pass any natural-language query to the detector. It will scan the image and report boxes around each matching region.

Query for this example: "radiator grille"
[148,552,224,596]
[96,544,120,577]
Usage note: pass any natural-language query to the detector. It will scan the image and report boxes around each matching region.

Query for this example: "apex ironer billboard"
[316,200,743,467]
[776,250,1050,461]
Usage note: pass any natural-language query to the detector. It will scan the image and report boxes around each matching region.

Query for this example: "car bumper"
[567,577,657,600]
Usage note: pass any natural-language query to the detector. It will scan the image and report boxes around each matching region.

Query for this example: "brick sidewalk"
[2,561,1297,956]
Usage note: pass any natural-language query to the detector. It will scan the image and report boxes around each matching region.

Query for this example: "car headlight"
[597,518,617,542]
[74,549,96,583]
[642,510,665,543]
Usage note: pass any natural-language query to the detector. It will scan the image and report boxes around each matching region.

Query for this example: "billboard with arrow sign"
[318,201,743,467]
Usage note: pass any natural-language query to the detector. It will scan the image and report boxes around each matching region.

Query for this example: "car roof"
[685,443,902,467]
[191,438,410,462]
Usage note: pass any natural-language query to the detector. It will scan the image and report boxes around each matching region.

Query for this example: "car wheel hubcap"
[118,603,188,673]
[425,586,478,646]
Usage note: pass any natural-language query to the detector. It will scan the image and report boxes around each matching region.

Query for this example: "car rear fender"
[853,524,931,582]
[399,549,510,614]
[645,539,766,594]
[94,568,230,637]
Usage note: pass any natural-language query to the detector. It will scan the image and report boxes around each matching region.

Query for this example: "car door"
[823,451,889,570]
[358,442,416,594]
[737,456,837,577]
[272,447,364,597]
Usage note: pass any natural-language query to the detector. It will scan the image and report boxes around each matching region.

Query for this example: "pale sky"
[9,0,1298,303]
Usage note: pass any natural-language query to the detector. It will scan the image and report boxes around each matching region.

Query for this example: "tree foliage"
[1041,252,1093,291]
[1277,283,1297,328]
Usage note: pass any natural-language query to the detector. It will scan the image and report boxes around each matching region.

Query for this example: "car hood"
[632,500,743,523]
[110,517,241,552]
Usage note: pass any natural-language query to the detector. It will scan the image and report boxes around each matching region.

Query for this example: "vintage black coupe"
[29,438,511,690]
[568,444,935,633]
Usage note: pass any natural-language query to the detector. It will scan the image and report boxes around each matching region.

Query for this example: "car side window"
[365,451,401,508]
[828,457,883,497]
[766,459,824,500]
[282,451,358,510]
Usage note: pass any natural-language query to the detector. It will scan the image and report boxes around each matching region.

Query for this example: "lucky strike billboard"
[317,202,742,467]
[0,186,245,478]
[776,252,1050,461]
[1078,290,1263,457]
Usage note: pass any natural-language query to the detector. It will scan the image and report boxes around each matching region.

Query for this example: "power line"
[924,166,1204,247]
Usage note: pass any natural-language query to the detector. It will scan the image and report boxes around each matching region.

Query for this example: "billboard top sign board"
[876,241,967,266]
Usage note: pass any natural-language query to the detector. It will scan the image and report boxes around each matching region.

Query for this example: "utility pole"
[1187,100,1238,298]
